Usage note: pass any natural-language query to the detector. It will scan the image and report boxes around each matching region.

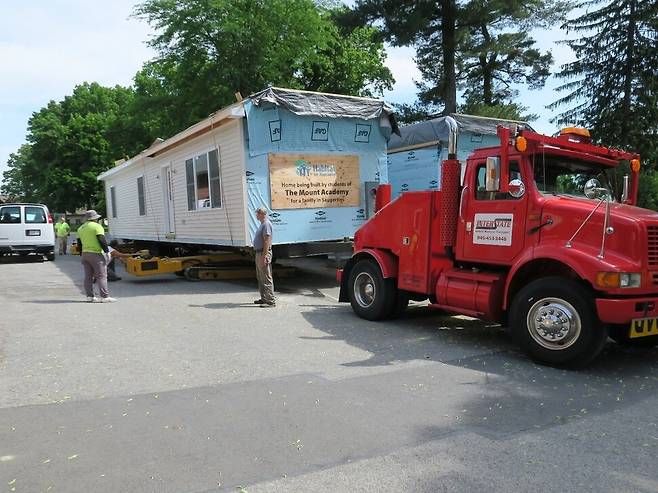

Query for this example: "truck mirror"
[584,178,603,199]
[508,179,526,198]
[485,157,501,191]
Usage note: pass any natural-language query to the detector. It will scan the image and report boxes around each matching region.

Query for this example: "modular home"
[98,87,396,255]
[386,114,532,199]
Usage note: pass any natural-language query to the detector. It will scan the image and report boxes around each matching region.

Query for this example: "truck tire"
[348,259,396,321]
[510,277,607,367]
[390,291,409,319]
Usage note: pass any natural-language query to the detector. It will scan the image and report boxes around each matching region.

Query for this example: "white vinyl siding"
[137,176,146,216]
[103,120,247,246]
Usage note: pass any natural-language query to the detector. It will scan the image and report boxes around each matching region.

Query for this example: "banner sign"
[269,153,360,209]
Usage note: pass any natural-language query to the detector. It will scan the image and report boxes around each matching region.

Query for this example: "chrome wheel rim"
[526,297,581,350]
[354,272,376,308]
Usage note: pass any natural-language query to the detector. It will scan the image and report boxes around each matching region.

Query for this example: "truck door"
[0,205,23,245]
[457,160,528,264]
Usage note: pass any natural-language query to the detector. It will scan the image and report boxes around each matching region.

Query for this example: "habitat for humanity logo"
[295,159,337,178]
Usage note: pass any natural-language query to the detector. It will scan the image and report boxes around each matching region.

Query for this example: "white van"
[0,203,56,260]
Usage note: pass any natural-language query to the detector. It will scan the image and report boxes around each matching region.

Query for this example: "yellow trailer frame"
[125,253,245,277]
[124,253,296,280]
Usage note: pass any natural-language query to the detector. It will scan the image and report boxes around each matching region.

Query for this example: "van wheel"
[510,277,607,368]
[348,259,396,321]
[46,252,55,261]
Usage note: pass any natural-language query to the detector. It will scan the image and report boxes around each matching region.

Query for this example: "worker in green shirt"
[77,210,116,303]
[54,216,70,255]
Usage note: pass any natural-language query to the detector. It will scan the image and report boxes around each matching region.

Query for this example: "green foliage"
[132,0,393,137]
[4,1,393,210]
[349,0,564,115]
[550,0,658,209]
[2,83,147,212]
[458,94,538,121]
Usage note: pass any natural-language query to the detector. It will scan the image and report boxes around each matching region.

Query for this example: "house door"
[162,164,175,235]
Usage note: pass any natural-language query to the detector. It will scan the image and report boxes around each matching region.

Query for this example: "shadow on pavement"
[47,254,340,299]
[301,302,658,437]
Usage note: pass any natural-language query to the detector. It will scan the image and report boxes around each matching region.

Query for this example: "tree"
[132,0,394,137]
[347,0,564,116]
[549,0,658,208]
[2,83,146,212]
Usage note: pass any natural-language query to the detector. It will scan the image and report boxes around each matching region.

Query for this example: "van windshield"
[530,154,614,200]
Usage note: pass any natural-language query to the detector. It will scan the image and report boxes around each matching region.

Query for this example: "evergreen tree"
[346,0,564,116]
[550,0,658,165]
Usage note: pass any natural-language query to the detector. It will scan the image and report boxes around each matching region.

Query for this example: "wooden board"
[269,153,360,209]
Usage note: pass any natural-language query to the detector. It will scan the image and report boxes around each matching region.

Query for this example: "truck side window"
[475,162,521,200]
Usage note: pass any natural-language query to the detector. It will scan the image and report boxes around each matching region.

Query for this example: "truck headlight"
[596,272,641,288]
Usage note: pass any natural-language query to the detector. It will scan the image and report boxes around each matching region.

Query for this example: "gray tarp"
[249,86,399,133]
[388,113,533,150]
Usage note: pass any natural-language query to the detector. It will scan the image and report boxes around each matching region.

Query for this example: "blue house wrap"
[387,114,532,199]
[243,88,395,245]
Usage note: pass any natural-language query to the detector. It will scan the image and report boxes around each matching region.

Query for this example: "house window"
[137,176,146,216]
[185,148,221,211]
[110,186,117,218]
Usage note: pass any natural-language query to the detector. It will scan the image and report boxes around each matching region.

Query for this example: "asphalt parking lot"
[1,253,657,493]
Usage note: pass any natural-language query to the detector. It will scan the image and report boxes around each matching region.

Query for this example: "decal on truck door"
[473,213,513,246]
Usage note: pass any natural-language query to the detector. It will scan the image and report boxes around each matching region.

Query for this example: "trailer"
[97,87,397,257]
[339,118,656,367]
[386,114,532,199]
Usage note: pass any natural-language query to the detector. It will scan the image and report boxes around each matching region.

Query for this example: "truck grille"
[649,226,658,268]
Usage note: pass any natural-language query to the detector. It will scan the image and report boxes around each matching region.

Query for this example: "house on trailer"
[97,87,397,255]
[386,114,532,199]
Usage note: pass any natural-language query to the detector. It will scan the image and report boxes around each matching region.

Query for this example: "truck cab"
[339,122,657,367]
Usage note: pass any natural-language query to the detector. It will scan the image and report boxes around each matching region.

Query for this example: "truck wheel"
[390,291,409,319]
[510,277,607,367]
[348,259,396,321]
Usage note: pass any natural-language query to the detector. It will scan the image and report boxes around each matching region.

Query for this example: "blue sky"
[0,1,575,184]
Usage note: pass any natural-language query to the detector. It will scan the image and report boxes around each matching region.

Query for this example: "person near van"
[77,210,116,303]
[54,216,70,255]
[253,207,275,307]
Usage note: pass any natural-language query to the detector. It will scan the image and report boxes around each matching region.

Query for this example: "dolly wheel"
[348,259,396,321]
[183,266,201,281]
[510,277,607,368]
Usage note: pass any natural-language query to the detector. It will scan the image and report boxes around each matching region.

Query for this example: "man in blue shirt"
[253,207,275,307]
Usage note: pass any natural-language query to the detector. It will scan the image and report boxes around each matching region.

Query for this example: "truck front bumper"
[596,297,658,324]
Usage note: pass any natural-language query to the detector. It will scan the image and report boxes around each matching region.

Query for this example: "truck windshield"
[530,154,614,199]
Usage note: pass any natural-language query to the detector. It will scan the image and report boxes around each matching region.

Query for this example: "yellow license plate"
[629,318,658,338]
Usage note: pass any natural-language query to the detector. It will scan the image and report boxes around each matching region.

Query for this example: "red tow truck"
[338,118,658,367]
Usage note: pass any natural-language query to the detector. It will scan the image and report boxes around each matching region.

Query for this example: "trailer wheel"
[510,277,607,367]
[348,259,396,321]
